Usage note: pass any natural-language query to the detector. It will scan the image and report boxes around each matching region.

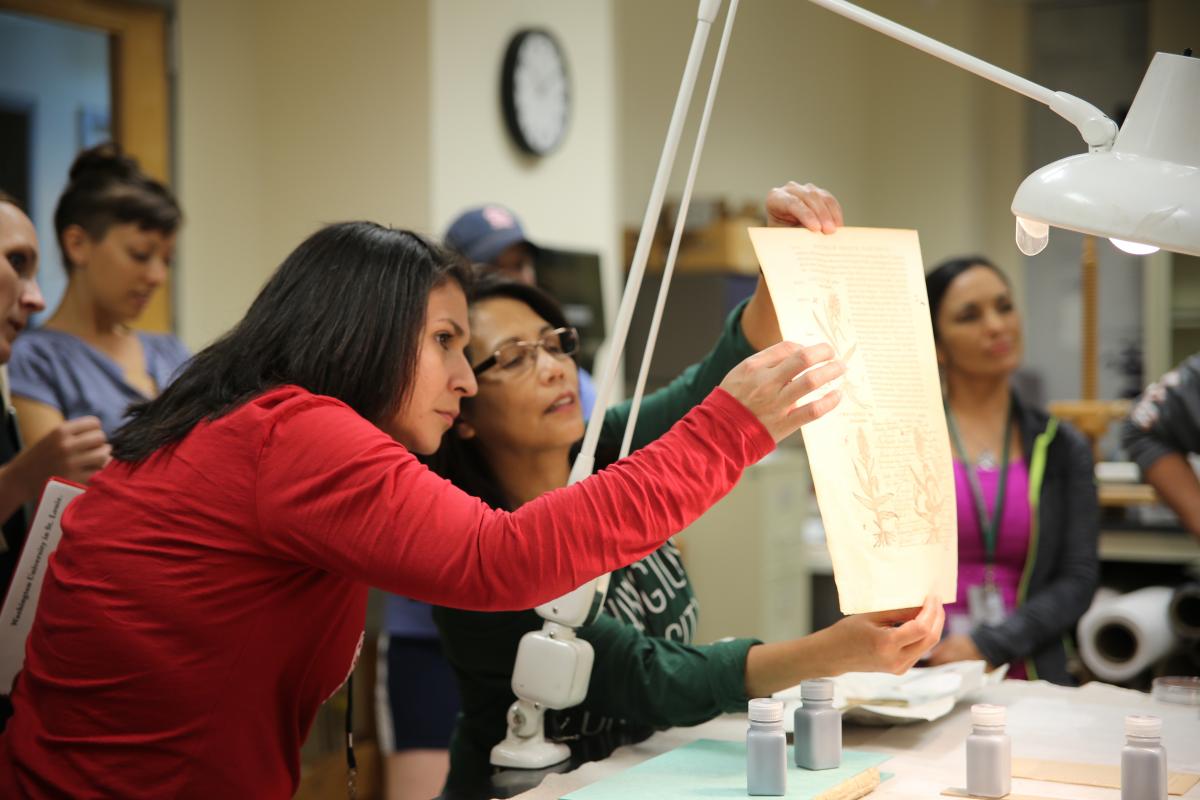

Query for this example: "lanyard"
[946,401,1014,574]
[345,673,357,799]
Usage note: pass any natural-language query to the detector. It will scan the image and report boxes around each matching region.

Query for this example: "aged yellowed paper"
[748,226,957,613]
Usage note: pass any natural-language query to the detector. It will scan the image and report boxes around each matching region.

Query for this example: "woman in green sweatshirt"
[427,183,944,799]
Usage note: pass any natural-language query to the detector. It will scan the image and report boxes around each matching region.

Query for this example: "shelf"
[1098,482,1158,507]
[1098,529,1200,564]
[1170,311,1200,329]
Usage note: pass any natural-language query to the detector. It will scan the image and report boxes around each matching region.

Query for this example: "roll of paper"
[1077,587,1176,684]
[1168,582,1200,640]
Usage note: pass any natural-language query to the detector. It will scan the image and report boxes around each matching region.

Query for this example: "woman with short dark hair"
[9,143,188,467]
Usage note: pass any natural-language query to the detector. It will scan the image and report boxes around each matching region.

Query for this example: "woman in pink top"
[924,255,1099,683]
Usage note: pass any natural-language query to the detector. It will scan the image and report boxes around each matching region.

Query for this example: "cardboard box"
[673,216,762,274]
[623,216,763,275]
[623,227,667,271]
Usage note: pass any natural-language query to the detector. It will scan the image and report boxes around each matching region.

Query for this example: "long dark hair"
[54,143,182,271]
[423,273,575,510]
[112,222,470,462]
[925,254,1008,340]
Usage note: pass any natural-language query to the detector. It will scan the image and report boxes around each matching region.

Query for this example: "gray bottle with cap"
[793,678,841,770]
[796,681,844,772]
[965,703,1011,798]
[1121,714,1168,800]
[746,698,786,796]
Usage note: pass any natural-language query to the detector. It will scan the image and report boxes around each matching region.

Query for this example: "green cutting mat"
[562,739,890,799]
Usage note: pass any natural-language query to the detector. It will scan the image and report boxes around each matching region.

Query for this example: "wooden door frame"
[0,0,173,333]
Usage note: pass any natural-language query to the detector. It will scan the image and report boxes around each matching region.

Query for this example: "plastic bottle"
[965,703,1011,798]
[793,678,841,770]
[1121,714,1168,800]
[746,698,786,796]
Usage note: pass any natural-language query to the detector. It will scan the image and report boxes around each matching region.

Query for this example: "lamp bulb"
[1015,217,1049,256]
[1109,238,1160,256]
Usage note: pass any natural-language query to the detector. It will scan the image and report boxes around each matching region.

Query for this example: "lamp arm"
[568,0,722,486]
[492,0,726,771]
[805,0,1118,150]
[620,0,741,458]
[1047,92,1119,151]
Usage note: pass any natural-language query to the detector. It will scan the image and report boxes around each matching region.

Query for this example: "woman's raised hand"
[766,181,844,234]
[719,340,843,442]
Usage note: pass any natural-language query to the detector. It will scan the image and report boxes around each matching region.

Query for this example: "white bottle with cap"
[746,698,786,796]
[793,678,841,770]
[1122,715,1168,800]
[965,703,1011,798]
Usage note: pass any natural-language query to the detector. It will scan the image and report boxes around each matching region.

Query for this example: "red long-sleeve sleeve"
[0,384,771,800]
[255,386,772,609]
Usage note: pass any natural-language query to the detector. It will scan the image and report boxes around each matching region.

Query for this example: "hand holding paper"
[817,596,946,675]
[766,181,845,233]
[742,181,846,350]
[718,340,845,442]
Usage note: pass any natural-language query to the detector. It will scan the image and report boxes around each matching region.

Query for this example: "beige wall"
[177,0,619,354]
[182,0,1175,364]
[254,0,431,269]
[614,0,1029,296]
[974,1,1030,303]
[1149,0,1200,55]
[615,1,872,232]
[175,0,431,349]
[859,0,1028,300]
[429,0,621,353]
[176,0,265,349]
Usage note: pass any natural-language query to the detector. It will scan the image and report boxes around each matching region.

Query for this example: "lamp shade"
[1012,52,1200,257]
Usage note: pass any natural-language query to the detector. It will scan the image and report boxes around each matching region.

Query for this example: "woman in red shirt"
[0,221,843,799]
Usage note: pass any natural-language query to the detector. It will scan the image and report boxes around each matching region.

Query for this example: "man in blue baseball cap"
[444,204,539,286]
[443,203,597,418]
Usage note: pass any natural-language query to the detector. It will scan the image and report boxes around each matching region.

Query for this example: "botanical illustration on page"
[748,226,957,613]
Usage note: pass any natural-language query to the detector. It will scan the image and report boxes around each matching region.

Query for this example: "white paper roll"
[1077,586,1176,684]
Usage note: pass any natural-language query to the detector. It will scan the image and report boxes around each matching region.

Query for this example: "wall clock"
[501,29,571,156]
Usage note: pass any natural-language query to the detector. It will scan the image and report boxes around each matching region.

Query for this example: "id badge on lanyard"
[967,575,1007,626]
[947,402,1014,629]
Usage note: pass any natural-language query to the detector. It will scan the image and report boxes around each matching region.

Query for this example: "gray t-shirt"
[8,328,191,437]
[1123,353,1200,474]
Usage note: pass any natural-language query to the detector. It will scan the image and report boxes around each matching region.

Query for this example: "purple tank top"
[950,459,1032,678]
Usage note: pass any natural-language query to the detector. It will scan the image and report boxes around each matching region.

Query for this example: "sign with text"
[0,479,85,692]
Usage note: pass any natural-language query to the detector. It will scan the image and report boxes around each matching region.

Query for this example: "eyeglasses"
[473,327,579,377]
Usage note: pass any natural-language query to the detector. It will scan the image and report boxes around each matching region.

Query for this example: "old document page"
[748,226,956,613]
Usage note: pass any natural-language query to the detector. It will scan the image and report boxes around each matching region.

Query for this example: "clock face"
[502,29,570,156]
